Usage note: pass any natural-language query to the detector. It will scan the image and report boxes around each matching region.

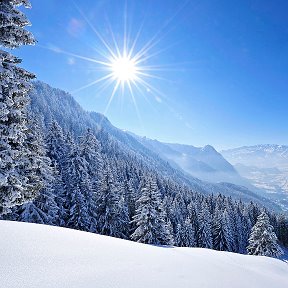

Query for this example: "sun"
[54,2,180,116]
[111,56,138,82]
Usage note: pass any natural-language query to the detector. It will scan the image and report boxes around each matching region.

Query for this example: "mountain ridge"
[128,133,257,188]
[28,80,280,210]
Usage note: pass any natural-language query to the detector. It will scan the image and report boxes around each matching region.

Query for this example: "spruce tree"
[21,115,49,198]
[198,201,213,249]
[13,115,59,225]
[80,129,103,177]
[63,144,91,231]
[247,212,283,258]
[212,208,233,251]
[277,214,288,246]
[0,0,37,214]
[45,120,67,169]
[175,218,196,247]
[131,177,173,245]
[79,128,103,205]
[95,165,129,239]
[187,202,199,245]
[45,120,68,224]
[168,193,187,234]
[67,184,89,231]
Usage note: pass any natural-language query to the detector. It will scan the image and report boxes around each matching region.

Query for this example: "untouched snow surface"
[1,220,288,288]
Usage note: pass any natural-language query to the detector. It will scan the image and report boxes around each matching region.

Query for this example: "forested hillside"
[29,82,278,206]
[2,81,288,253]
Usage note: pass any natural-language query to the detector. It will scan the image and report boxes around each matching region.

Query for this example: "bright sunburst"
[45,2,187,118]
[110,55,138,82]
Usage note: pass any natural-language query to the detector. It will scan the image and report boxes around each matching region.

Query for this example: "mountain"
[28,81,279,209]
[1,221,287,288]
[222,145,288,169]
[130,135,252,186]
[222,145,288,211]
[29,81,203,190]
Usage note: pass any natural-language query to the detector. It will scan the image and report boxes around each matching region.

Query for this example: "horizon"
[14,0,288,150]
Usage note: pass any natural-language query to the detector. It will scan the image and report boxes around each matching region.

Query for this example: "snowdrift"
[1,220,287,288]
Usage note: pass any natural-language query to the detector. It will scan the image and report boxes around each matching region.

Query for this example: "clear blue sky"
[15,0,288,150]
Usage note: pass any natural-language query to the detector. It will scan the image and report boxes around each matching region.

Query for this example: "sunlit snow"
[1,221,288,288]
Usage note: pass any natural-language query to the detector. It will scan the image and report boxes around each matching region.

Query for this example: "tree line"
[2,120,287,257]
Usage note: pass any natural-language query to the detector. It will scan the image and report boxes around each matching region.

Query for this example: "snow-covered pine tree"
[234,204,247,254]
[95,163,129,239]
[224,198,239,252]
[0,0,37,214]
[175,218,196,247]
[131,177,173,245]
[167,193,187,235]
[67,184,89,231]
[45,120,67,169]
[79,129,104,232]
[212,208,233,251]
[197,201,213,249]
[45,120,68,224]
[21,115,49,199]
[13,115,59,225]
[247,211,283,258]
[115,179,130,239]
[124,178,137,226]
[63,144,91,231]
[0,0,35,48]
[277,214,288,246]
[79,128,103,195]
[187,202,199,245]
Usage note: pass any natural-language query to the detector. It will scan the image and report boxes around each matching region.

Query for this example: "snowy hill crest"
[1,221,288,288]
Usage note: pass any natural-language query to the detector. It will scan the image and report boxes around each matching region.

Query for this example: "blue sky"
[15,0,288,150]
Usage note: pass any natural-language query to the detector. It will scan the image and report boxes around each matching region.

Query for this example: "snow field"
[1,220,288,288]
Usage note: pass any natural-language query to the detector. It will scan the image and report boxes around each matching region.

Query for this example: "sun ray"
[128,20,145,59]
[132,0,190,63]
[72,73,114,94]
[135,71,171,82]
[73,1,118,60]
[136,77,168,99]
[90,77,116,98]
[104,80,121,115]
[105,15,121,58]
[40,44,111,67]
[134,40,182,66]
[136,62,193,72]
[127,80,144,131]
[123,0,128,57]
[131,80,159,114]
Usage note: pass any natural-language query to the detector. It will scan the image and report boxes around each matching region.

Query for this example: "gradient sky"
[15,0,288,150]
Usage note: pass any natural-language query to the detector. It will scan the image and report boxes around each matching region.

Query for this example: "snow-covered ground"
[1,220,288,288]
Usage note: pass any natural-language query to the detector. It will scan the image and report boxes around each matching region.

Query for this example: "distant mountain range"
[222,145,288,169]
[222,145,288,211]
[29,81,281,211]
[130,134,251,186]
[128,136,288,212]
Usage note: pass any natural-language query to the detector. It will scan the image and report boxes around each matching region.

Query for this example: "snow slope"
[1,221,288,288]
